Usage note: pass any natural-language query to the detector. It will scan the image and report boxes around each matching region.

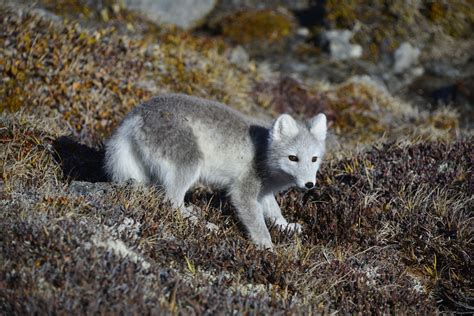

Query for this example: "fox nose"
[305,182,314,189]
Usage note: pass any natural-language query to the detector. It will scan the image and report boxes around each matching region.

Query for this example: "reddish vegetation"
[1,2,472,314]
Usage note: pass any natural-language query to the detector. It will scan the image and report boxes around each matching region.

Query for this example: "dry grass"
[0,3,260,145]
[1,3,473,314]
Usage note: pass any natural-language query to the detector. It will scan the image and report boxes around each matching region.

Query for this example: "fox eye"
[288,155,299,162]
[312,156,318,162]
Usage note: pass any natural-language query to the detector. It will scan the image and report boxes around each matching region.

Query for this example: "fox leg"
[229,179,273,249]
[261,194,302,234]
[159,162,217,231]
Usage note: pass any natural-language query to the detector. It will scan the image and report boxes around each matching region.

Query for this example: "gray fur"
[105,93,327,249]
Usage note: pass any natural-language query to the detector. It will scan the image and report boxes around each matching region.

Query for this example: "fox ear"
[271,114,299,141]
[309,113,327,142]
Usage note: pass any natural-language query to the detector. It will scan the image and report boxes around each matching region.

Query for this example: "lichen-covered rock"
[124,0,216,29]
[228,45,250,69]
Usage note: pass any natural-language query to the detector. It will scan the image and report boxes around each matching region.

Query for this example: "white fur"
[105,94,328,249]
[268,113,327,190]
[309,113,327,142]
[271,114,299,141]
[105,117,149,184]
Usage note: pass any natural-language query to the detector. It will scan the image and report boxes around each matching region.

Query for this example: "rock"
[229,45,250,69]
[124,0,216,30]
[69,181,110,196]
[321,29,362,60]
[349,75,389,95]
[393,42,421,74]
[296,27,310,37]
[427,62,461,78]
[411,67,424,77]
[378,42,423,92]
[30,8,62,22]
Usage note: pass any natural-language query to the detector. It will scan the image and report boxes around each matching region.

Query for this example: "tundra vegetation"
[1,1,472,314]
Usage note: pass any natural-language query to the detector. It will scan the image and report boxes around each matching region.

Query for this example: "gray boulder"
[124,0,217,30]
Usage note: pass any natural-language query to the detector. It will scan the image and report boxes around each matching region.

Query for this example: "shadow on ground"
[52,136,108,183]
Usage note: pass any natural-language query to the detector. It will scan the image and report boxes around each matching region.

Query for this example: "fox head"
[268,113,327,190]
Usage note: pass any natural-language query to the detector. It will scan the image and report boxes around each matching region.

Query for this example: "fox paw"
[254,238,274,251]
[277,222,302,234]
[287,223,302,234]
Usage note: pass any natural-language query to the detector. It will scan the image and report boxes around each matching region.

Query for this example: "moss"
[38,0,95,18]
[0,36,31,112]
[329,82,387,138]
[217,9,293,45]
[427,109,459,130]
[1,80,27,112]
[324,0,358,29]
[422,1,474,39]
[425,2,446,21]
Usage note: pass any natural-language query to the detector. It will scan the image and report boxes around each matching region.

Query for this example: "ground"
[1,2,473,314]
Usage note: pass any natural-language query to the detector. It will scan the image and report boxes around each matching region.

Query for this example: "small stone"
[393,42,421,74]
[321,29,363,60]
[69,181,110,196]
[229,45,249,69]
[411,66,424,77]
[296,27,310,37]
[429,62,460,78]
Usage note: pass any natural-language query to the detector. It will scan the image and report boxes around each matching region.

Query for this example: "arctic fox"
[105,93,327,249]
